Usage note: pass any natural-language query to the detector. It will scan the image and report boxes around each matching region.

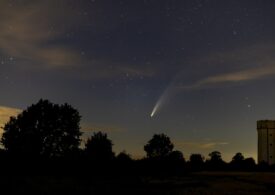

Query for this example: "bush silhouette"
[168,150,185,162]
[144,133,174,159]
[206,151,226,170]
[208,151,222,162]
[230,152,245,170]
[232,152,245,162]
[189,154,204,170]
[1,99,81,159]
[85,131,115,161]
[117,151,132,162]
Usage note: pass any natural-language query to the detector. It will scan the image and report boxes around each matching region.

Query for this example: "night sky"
[1,0,275,161]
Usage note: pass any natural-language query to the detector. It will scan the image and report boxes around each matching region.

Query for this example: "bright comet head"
[150,101,160,118]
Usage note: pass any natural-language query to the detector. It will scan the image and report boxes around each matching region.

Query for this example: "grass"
[1,172,275,194]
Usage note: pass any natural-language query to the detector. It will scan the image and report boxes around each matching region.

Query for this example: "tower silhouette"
[257,120,275,165]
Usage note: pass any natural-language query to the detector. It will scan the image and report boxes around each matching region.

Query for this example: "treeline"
[0,99,272,176]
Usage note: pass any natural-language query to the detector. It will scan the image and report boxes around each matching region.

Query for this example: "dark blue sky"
[1,0,275,161]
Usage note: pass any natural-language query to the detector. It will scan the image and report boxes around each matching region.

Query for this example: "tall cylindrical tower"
[257,120,275,165]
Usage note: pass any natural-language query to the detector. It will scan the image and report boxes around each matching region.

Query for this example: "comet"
[150,64,266,117]
[150,100,161,118]
[150,70,190,118]
[150,110,155,118]
[150,83,176,118]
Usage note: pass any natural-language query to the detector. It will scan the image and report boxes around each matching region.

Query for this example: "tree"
[144,133,174,159]
[1,99,82,158]
[209,151,222,162]
[189,154,204,170]
[231,152,244,164]
[85,131,114,161]
[207,151,226,170]
[117,151,132,162]
[244,157,255,166]
[232,152,244,162]
[168,150,185,162]
[243,157,256,170]
[189,154,204,165]
[230,152,245,170]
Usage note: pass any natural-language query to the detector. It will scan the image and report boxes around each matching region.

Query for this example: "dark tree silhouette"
[230,152,245,170]
[117,151,132,162]
[189,154,204,169]
[206,151,226,170]
[85,131,114,161]
[243,157,256,169]
[190,154,204,163]
[144,133,174,159]
[188,154,204,171]
[244,157,255,165]
[230,156,255,171]
[232,152,245,162]
[208,151,222,162]
[168,150,185,162]
[1,99,81,158]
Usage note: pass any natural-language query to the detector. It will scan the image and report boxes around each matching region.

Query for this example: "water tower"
[257,120,275,165]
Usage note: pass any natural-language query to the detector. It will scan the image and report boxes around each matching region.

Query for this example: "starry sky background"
[1,0,275,161]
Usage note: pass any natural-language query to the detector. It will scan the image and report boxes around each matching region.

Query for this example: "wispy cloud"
[176,140,229,150]
[179,42,275,90]
[183,65,275,90]
[0,1,155,80]
[0,1,83,70]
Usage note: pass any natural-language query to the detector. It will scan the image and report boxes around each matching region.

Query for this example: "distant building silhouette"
[257,120,275,165]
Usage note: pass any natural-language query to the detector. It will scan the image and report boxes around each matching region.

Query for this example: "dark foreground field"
[1,172,275,194]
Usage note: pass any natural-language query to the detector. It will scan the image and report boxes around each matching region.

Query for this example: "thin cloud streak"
[179,42,275,90]
[150,42,275,117]
[176,141,229,150]
[182,65,275,90]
